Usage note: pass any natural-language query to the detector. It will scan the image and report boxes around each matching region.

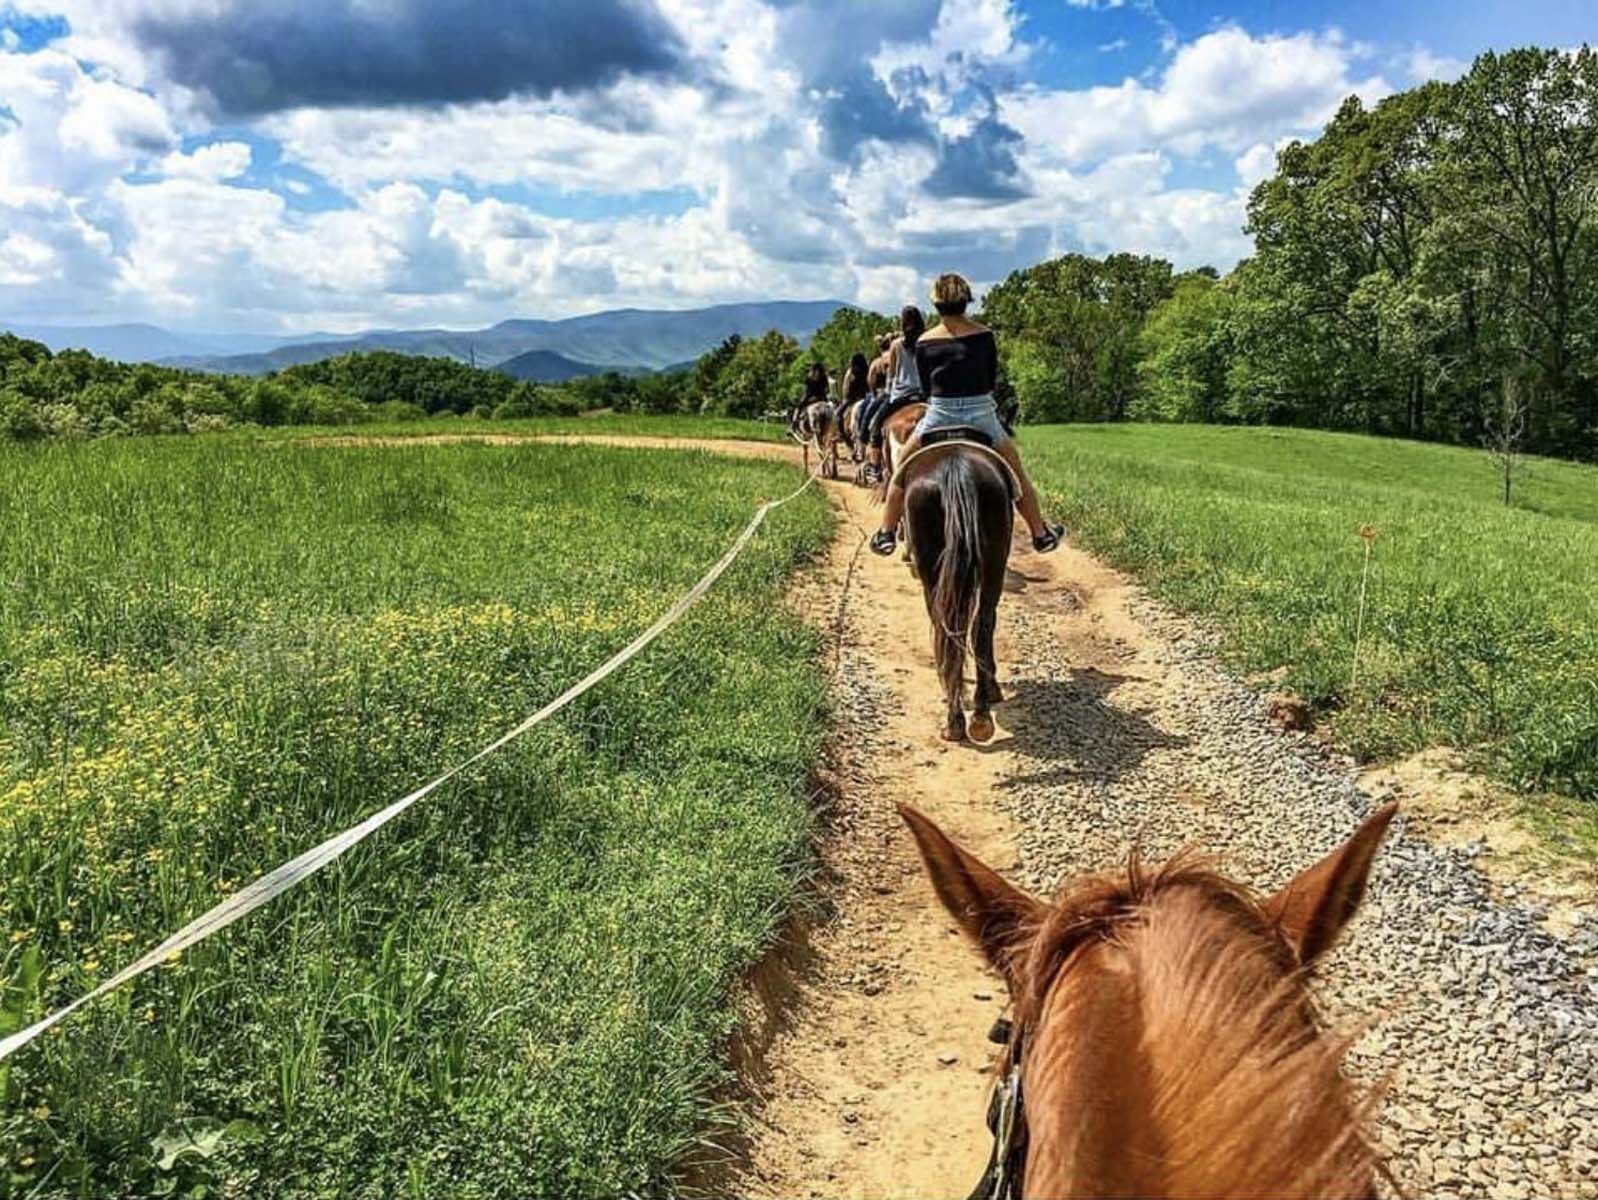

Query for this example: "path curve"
[329,432,1597,1198]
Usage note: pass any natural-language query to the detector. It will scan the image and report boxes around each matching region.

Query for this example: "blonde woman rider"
[870,272,1063,557]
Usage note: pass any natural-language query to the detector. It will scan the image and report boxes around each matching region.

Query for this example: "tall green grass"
[1026,424,1598,805]
[262,412,792,444]
[0,438,831,1197]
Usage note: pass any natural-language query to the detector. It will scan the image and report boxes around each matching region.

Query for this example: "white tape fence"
[0,469,818,1063]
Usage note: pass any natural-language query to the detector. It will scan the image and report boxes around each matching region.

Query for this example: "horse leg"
[969,604,1001,742]
[969,495,1011,742]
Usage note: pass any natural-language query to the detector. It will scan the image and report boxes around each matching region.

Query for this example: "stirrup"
[870,529,897,557]
[1032,524,1065,553]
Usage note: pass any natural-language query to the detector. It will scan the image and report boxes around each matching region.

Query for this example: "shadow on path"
[997,668,1188,788]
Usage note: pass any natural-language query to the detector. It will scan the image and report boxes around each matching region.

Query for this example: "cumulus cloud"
[124,0,686,116]
[158,140,251,181]
[0,46,176,191]
[1003,26,1389,165]
[0,0,1469,329]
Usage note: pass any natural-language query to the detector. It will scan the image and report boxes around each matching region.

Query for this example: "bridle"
[970,1016,1028,1200]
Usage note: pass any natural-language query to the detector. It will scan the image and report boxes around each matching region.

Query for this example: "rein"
[970,1017,1028,1200]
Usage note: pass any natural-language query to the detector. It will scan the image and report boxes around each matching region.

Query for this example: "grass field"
[0,435,831,1197]
[263,412,793,444]
[1025,425,1598,831]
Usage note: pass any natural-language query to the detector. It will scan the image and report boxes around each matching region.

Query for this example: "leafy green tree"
[707,331,800,417]
[1135,274,1235,422]
[808,306,895,379]
[983,252,1177,422]
[689,334,741,412]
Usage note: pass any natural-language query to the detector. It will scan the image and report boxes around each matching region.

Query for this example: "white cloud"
[1003,26,1389,166]
[1402,46,1468,83]
[0,47,176,192]
[0,183,119,315]
[0,3,1426,327]
[158,141,252,181]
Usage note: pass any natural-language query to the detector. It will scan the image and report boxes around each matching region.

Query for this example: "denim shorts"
[914,393,1010,446]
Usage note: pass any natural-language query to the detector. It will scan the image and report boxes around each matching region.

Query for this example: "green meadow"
[1026,425,1598,826]
[0,436,831,1197]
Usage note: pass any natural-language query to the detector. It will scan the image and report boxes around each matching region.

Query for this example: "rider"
[870,273,1064,557]
[862,305,927,476]
[838,352,871,458]
[862,335,901,453]
[803,360,829,404]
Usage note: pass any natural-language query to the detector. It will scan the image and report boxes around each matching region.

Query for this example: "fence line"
[0,471,819,1063]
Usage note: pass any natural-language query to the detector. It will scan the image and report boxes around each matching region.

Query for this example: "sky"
[0,0,1589,334]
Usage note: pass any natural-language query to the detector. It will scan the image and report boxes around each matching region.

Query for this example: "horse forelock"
[1012,854,1380,1198]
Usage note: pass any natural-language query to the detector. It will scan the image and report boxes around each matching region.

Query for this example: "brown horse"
[900,800,1398,1198]
[902,440,1014,743]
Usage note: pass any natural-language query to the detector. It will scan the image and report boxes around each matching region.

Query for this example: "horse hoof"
[941,722,967,743]
[969,714,995,742]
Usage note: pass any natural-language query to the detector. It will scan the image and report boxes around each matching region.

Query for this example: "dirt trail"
[341,433,1596,1198]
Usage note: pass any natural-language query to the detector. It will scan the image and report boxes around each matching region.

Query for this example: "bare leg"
[876,435,919,535]
[996,439,1049,539]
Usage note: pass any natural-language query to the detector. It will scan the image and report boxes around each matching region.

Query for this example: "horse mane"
[1011,852,1382,1199]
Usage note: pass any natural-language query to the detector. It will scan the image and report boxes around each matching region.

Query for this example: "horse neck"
[1019,885,1375,1199]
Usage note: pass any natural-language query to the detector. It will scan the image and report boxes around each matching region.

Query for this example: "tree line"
[992,46,1598,459]
[0,341,592,439]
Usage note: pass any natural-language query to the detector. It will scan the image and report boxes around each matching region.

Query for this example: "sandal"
[1032,524,1066,554]
[870,529,897,557]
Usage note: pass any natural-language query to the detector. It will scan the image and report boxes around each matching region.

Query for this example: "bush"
[128,398,186,436]
[0,389,44,440]
[372,400,427,422]
[40,403,90,439]
[186,413,233,434]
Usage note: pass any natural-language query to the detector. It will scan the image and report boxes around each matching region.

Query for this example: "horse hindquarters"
[908,453,1011,742]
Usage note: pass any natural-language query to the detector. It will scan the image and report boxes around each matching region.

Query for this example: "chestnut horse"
[900,800,1399,1198]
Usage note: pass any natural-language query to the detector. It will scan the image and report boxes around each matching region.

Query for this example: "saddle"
[920,424,995,449]
[890,429,1020,501]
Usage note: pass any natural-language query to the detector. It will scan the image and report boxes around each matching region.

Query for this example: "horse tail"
[929,452,985,708]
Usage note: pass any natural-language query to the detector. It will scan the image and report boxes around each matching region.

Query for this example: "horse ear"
[1264,802,1398,965]
[898,803,1044,979]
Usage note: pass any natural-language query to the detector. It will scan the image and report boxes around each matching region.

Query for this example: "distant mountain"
[496,349,634,383]
[159,300,851,376]
[2,323,338,363]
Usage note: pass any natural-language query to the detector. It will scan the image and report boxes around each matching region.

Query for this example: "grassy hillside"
[0,438,831,1196]
[1026,425,1598,810]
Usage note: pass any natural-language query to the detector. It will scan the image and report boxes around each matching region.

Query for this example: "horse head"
[899,800,1398,1198]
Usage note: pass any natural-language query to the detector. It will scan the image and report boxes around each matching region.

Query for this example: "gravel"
[993,593,1598,1199]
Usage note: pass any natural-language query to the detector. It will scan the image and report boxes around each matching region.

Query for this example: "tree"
[982,252,1178,423]
[808,307,895,380]
[1136,274,1235,423]
[1483,376,1533,505]
[1449,47,1598,451]
[689,334,741,412]
[703,331,800,417]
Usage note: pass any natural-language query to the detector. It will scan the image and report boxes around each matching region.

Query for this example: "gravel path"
[997,583,1598,1198]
